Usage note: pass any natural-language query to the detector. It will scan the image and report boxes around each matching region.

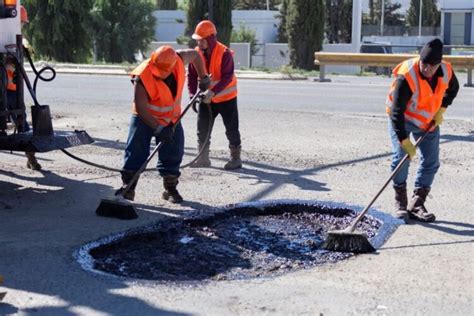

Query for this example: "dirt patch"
[88,203,382,281]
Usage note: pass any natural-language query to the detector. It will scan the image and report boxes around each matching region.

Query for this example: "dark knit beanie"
[420,38,443,65]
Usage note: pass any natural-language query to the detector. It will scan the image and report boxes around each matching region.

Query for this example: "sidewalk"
[24,62,472,87]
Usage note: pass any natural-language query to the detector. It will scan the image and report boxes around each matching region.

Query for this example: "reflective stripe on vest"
[130,57,185,126]
[385,57,452,129]
[197,41,237,103]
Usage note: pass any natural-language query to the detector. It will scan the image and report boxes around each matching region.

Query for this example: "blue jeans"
[388,120,440,188]
[123,115,184,177]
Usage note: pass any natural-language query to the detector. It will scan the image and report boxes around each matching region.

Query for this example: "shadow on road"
[0,169,191,316]
[233,151,393,201]
[0,302,19,315]
[440,133,474,143]
[378,239,474,251]
[419,220,474,236]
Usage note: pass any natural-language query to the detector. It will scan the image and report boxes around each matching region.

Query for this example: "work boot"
[190,143,211,168]
[25,152,42,170]
[162,175,183,203]
[116,170,139,201]
[407,187,436,222]
[393,183,409,223]
[224,145,242,170]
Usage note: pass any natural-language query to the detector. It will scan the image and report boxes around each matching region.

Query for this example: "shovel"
[322,123,435,253]
[96,91,202,220]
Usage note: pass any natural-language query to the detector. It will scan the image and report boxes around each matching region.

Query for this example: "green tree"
[231,23,258,56]
[90,0,156,63]
[406,0,440,28]
[325,0,352,43]
[22,0,93,62]
[177,0,189,10]
[368,0,375,24]
[214,0,233,46]
[156,0,178,10]
[363,0,403,26]
[276,0,288,43]
[232,0,282,10]
[286,0,324,70]
[185,0,232,46]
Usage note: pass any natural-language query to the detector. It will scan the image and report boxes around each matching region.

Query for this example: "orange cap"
[192,20,217,40]
[20,5,28,23]
[148,46,178,78]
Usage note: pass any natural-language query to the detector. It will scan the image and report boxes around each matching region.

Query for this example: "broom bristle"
[322,230,376,253]
[96,198,138,220]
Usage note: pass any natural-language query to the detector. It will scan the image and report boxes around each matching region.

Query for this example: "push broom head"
[96,195,138,220]
[322,229,376,253]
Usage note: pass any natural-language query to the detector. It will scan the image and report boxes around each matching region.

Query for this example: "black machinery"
[0,0,93,154]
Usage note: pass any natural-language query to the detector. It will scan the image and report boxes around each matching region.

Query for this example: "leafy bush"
[231,23,258,56]
[90,0,156,63]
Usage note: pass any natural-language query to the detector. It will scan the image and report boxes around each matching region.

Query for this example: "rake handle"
[117,90,202,197]
[347,122,435,232]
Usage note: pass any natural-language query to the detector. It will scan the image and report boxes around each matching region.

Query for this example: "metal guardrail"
[360,43,474,50]
[314,52,474,87]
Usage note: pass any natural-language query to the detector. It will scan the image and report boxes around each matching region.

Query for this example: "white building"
[439,0,474,45]
[152,10,278,44]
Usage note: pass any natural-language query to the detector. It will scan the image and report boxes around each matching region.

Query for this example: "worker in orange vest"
[386,38,459,223]
[20,5,33,51]
[188,20,242,170]
[6,5,41,170]
[119,46,209,203]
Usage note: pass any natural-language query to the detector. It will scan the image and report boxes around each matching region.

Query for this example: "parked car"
[360,42,393,76]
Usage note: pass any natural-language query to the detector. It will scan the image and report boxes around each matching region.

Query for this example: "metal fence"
[362,25,441,37]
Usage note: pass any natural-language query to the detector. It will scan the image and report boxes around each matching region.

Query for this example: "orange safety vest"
[130,57,185,126]
[386,57,453,130]
[197,41,237,103]
[6,63,16,91]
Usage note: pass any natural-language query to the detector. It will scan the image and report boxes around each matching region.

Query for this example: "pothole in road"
[77,201,397,282]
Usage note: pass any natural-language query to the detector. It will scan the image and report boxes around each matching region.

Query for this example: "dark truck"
[360,42,393,76]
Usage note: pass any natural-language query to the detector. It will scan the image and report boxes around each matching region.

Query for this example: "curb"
[24,64,308,81]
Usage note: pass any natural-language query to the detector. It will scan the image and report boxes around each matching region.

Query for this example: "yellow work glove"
[433,107,446,127]
[401,138,416,160]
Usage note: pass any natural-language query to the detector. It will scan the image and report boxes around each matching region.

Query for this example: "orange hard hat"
[192,20,217,40]
[149,46,178,78]
[20,5,29,23]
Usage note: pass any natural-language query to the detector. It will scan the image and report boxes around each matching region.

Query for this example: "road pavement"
[0,73,473,315]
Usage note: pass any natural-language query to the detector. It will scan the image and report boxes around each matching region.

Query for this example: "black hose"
[23,47,212,172]
[23,48,56,95]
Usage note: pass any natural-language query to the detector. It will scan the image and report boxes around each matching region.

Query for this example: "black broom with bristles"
[96,91,202,220]
[322,124,434,253]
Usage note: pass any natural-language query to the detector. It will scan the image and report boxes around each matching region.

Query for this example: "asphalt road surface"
[1,73,473,315]
[30,73,473,120]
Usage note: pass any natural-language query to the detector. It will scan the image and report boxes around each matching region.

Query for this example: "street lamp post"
[418,0,423,37]
[208,0,213,21]
[380,0,385,36]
